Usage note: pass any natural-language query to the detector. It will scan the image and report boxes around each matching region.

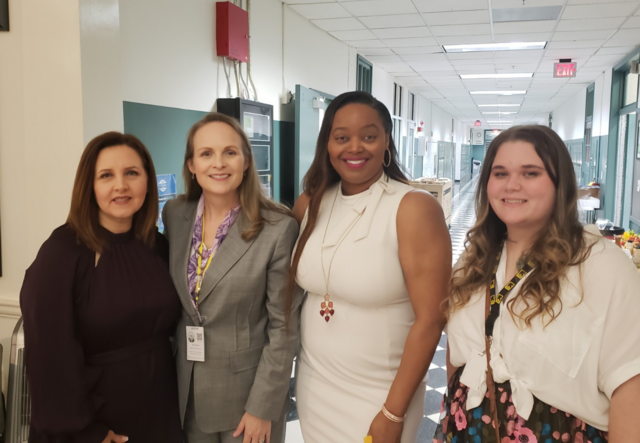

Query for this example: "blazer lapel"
[196,213,256,306]
[173,201,199,323]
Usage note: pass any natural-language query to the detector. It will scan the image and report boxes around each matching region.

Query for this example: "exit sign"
[554,62,577,78]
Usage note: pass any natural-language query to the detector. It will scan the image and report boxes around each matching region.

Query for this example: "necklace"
[320,185,364,323]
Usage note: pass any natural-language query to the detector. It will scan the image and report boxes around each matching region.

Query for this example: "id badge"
[459,350,487,391]
[186,326,205,362]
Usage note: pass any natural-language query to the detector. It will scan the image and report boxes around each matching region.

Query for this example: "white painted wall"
[119,0,353,121]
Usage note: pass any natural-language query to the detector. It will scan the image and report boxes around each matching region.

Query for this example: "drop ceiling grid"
[284,0,640,126]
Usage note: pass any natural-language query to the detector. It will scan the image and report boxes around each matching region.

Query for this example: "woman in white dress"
[287,91,452,443]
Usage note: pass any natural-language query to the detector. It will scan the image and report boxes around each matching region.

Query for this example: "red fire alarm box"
[216,1,249,62]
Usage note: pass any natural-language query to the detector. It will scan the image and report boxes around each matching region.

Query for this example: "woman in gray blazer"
[162,112,302,443]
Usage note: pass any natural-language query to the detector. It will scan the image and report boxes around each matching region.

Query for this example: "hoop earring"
[383,148,391,168]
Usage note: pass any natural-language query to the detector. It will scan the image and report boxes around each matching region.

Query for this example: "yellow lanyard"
[195,212,214,303]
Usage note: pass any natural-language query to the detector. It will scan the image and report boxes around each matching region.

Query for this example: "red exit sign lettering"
[554,62,577,78]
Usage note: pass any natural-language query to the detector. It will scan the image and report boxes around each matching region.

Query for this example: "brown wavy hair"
[67,132,158,253]
[448,125,595,326]
[182,112,290,241]
[284,91,409,321]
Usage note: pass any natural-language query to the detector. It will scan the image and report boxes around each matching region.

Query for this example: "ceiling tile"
[345,39,387,48]
[492,0,565,8]
[623,16,640,27]
[360,14,425,28]
[414,0,485,13]
[603,37,640,46]
[363,54,404,63]
[311,18,366,32]
[493,33,552,43]
[289,3,351,20]
[544,48,598,57]
[561,3,639,19]
[595,46,638,55]
[341,0,418,17]
[493,20,557,34]
[494,49,545,58]
[383,37,438,47]
[372,27,432,39]
[439,34,493,45]
[567,0,640,5]
[329,29,377,40]
[357,48,395,56]
[423,10,491,26]
[392,46,444,55]
[555,17,626,31]
[430,24,491,36]
[552,30,616,41]
[447,52,495,60]
[401,53,448,63]
[547,40,607,49]
[611,28,640,39]
[284,0,336,3]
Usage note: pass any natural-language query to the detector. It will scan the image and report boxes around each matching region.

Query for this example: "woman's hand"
[233,412,272,443]
[102,430,128,443]
[367,410,403,443]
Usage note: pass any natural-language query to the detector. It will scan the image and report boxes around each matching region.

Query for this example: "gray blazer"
[162,197,302,433]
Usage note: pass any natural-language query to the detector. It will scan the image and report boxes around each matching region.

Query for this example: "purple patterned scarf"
[188,194,240,306]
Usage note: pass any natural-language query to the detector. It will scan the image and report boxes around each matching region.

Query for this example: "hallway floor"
[285,175,479,443]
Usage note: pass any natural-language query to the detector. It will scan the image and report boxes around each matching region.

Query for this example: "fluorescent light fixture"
[461,73,533,79]
[471,91,527,95]
[444,42,546,53]
[482,112,517,115]
[478,104,521,107]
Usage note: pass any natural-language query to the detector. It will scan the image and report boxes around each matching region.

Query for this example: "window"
[393,83,403,117]
[408,92,416,121]
[356,55,373,94]
[623,68,639,107]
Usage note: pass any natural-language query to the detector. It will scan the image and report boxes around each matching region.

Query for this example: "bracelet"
[382,404,406,423]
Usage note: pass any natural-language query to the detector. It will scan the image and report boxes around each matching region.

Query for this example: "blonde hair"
[448,125,595,326]
[182,112,289,241]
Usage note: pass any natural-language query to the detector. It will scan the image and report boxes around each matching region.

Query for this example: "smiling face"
[487,140,556,235]
[188,121,248,199]
[94,145,148,233]
[327,103,390,195]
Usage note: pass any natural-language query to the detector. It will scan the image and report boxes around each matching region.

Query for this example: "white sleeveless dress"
[295,174,426,443]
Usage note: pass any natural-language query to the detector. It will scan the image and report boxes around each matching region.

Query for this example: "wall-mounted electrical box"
[216,1,249,62]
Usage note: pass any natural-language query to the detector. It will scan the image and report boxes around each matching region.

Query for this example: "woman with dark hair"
[162,113,302,443]
[290,91,451,442]
[436,125,640,442]
[20,132,183,442]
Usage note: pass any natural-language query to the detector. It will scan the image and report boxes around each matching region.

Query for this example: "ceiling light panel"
[461,73,533,79]
[443,42,547,52]
[493,6,562,22]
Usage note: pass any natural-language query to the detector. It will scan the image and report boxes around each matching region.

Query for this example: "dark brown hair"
[449,125,595,325]
[67,131,158,253]
[182,112,289,241]
[285,91,409,320]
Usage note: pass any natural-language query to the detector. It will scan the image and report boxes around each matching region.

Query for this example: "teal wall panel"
[472,144,485,164]
[123,102,206,194]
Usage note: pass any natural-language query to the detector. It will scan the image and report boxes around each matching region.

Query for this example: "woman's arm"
[243,216,303,420]
[19,228,111,442]
[368,190,451,440]
[609,374,640,442]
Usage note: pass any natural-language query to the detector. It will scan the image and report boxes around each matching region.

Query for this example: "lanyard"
[485,244,535,337]
[195,212,214,304]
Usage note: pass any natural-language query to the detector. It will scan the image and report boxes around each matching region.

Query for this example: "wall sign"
[553,62,577,78]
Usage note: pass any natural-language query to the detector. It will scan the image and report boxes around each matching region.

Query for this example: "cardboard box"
[409,178,452,225]
[578,186,600,200]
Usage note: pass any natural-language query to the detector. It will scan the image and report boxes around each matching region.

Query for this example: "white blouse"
[447,229,640,431]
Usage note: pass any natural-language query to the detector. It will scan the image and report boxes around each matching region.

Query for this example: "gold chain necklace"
[320,185,364,322]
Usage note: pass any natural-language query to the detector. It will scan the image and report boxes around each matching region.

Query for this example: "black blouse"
[20,225,182,442]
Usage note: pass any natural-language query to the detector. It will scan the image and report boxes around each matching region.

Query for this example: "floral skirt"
[433,367,608,443]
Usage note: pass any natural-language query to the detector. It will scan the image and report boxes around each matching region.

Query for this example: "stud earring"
[192,173,195,179]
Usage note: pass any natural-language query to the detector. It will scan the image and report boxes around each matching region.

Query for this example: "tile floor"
[285,175,479,443]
